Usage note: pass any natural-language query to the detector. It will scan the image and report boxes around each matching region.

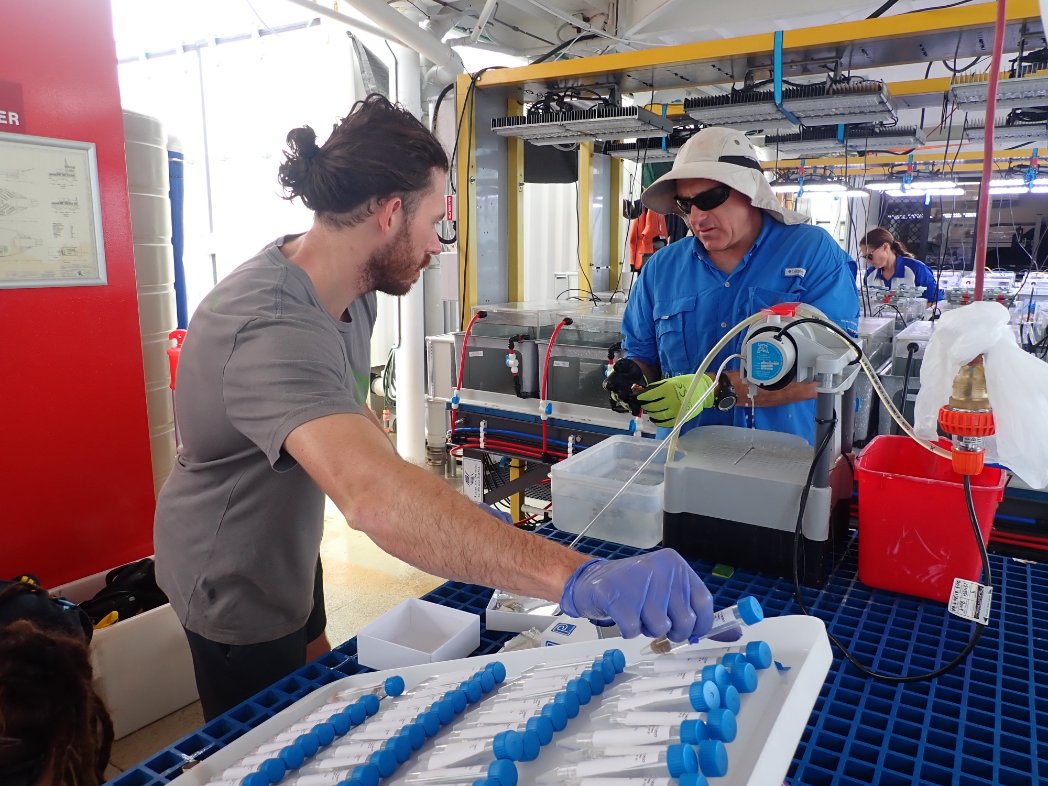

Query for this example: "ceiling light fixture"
[949,69,1048,110]
[491,106,675,146]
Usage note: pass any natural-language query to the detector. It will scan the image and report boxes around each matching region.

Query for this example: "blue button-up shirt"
[622,214,860,443]
[865,255,944,302]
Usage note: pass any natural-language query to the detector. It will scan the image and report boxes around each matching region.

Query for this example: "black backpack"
[0,576,94,642]
[77,558,169,626]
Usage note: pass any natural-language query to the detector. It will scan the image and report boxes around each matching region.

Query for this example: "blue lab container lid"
[737,596,763,625]
[433,698,456,725]
[361,694,381,717]
[259,758,286,783]
[701,664,729,695]
[566,677,592,704]
[679,718,708,745]
[347,702,368,726]
[384,733,412,763]
[368,748,398,777]
[678,774,710,786]
[352,763,380,786]
[279,744,305,770]
[461,679,483,703]
[417,710,441,737]
[241,773,269,786]
[401,722,426,750]
[697,740,729,778]
[744,640,773,669]
[446,688,469,713]
[722,685,741,714]
[476,670,497,693]
[488,759,518,786]
[689,680,720,712]
[706,708,737,743]
[384,675,406,697]
[540,702,569,730]
[591,657,615,683]
[331,710,353,736]
[486,661,508,683]
[294,732,320,757]
[518,730,541,762]
[604,648,627,673]
[525,715,554,745]
[554,689,581,719]
[730,661,758,693]
[493,730,525,761]
[312,722,336,747]
[666,742,699,777]
[580,668,605,695]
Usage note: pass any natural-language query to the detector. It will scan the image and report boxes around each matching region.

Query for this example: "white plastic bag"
[914,301,1048,489]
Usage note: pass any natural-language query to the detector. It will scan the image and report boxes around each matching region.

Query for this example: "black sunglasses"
[674,184,731,214]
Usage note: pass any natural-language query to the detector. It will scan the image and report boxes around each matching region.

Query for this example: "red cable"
[972,0,1008,301]
[451,310,486,436]
[541,318,573,454]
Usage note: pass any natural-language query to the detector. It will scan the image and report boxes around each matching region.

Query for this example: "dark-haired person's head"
[859,226,912,270]
[277,93,449,296]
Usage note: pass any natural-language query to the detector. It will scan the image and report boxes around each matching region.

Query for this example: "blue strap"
[773,31,802,126]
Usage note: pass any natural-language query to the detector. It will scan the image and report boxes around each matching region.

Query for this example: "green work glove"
[635,373,716,427]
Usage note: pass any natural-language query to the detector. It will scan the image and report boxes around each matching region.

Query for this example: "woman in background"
[859,227,943,304]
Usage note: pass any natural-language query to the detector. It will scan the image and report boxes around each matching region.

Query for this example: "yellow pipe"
[578,142,593,293]
[455,74,477,329]
[507,99,525,302]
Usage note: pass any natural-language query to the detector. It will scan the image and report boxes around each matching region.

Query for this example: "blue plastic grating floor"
[108,526,1048,786]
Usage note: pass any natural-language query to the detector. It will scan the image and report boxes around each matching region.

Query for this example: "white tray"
[169,616,831,786]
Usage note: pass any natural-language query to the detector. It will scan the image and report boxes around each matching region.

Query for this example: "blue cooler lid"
[492,730,525,761]
[722,685,741,714]
[525,715,554,745]
[666,743,699,777]
[737,596,763,625]
[384,734,412,763]
[384,675,406,697]
[486,661,508,682]
[689,680,720,712]
[730,662,758,693]
[312,722,336,746]
[705,708,737,743]
[541,702,569,730]
[698,740,729,778]
[554,689,581,718]
[294,732,320,757]
[488,759,518,786]
[418,710,441,737]
[679,718,709,745]
[279,744,305,770]
[368,748,397,777]
[604,648,627,673]
[258,758,286,783]
[746,640,773,669]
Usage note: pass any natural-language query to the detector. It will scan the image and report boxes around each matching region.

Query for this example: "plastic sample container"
[356,599,480,670]
[855,435,1007,602]
[551,436,673,549]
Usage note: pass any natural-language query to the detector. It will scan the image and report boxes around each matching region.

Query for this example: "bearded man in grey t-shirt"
[155,94,731,720]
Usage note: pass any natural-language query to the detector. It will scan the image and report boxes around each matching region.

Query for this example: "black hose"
[895,342,919,436]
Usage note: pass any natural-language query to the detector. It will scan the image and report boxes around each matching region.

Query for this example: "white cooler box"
[54,560,198,739]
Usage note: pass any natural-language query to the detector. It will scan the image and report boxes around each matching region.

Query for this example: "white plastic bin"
[356,599,480,670]
[550,436,672,548]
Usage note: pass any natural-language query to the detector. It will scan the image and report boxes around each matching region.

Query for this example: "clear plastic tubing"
[630,641,772,674]
[643,597,763,657]
[535,744,698,784]
[595,680,720,713]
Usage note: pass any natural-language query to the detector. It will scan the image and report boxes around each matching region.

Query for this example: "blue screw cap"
[361,694,381,717]
[241,774,269,786]
[418,710,441,737]
[461,680,483,703]
[434,698,455,725]
[331,710,353,736]
[697,740,729,778]
[368,748,398,777]
[294,732,320,757]
[566,677,592,704]
[488,759,518,786]
[689,680,720,712]
[591,657,615,683]
[278,744,305,770]
[312,722,336,747]
[352,763,380,786]
[553,689,580,719]
[258,758,286,783]
[401,722,426,750]
[540,702,569,730]
[518,730,541,762]
[347,702,367,725]
[604,648,626,673]
[737,596,763,625]
[476,670,496,693]
[471,781,499,786]
[680,718,709,745]
[666,743,699,777]
[722,685,741,714]
[701,664,729,695]
[730,661,758,693]
[384,675,406,696]
[384,733,412,763]
[705,708,737,743]
[678,774,710,786]
[486,661,507,683]
[580,668,605,695]
[525,715,554,746]
[720,653,746,669]
[493,730,525,761]
[445,689,468,714]
[746,640,773,669]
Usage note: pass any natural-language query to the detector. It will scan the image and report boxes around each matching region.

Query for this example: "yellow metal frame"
[456,74,478,329]
[578,142,593,293]
[507,99,525,302]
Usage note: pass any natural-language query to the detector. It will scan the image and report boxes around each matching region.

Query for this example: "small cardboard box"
[356,598,480,670]
[54,562,198,739]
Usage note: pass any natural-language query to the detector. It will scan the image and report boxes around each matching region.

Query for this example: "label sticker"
[551,622,576,635]
[553,360,570,368]
[461,457,483,503]
[468,350,484,357]
[948,578,992,625]
[784,267,806,277]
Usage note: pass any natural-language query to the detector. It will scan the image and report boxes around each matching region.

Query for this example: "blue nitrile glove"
[475,501,514,525]
[559,549,714,642]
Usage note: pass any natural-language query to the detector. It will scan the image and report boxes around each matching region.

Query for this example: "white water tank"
[123,109,177,498]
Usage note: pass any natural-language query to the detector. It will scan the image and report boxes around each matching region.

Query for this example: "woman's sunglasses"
[674,184,731,214]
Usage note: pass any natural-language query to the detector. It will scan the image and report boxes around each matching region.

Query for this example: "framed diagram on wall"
[0,131,107,288]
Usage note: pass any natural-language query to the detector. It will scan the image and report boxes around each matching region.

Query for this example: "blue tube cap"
[401,722,426,750]
[705,708,738,743]
[720,653,746,670]
[730,661,758,693]
[294,732,320,757]
[466,680,485,703]
[384,675,406,697]
[722,685,741,714]
[331,710,353,736]
[679,718,709,745]
[361,694,381,717]
[384,733,412,763]
[737,596,763,625]
[347,702,367,725]
[241,773,269,786]
[417,709,441,737]
[445,689,469,713]
[540,702,569,731]
[666,742,699,777]
[689,680,720,712]
[488,759,518,786]
[493,730,525,761]
[434,698,455,725]
[697,740,729,778]
[279,744,305,770]
[258,758,286,783]
[592,657,615,683]
[566,677,592,704]
[476,670,496,693]
[701,664,729,695]
[745,640,773,670]
[486,661,508,683]
[368,748,398,778]
[525,715,554,746]
[678,774,710,786]
[352,763,380,786]
[604,648,627,673]
[312,722,336,747]
[580,668,605,695]
[553,689,580,719]
[518,730,541,762]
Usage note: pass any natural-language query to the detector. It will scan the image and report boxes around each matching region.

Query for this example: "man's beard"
[365,231,429,297]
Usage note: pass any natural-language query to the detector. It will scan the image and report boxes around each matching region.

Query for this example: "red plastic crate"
[855,435,1007,603]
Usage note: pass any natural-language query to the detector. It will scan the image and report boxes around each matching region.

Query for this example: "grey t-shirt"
[154,237,376,645]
